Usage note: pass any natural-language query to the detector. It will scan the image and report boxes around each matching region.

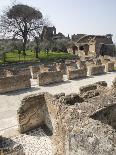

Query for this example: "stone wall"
[0,74,31,93]
[29,66,40,79]
[56,63,66,74]
[17,93,46,133]
[38,71,63,86]
[0,68,31,78]
[105,62,114,72]
[16,81,116,155]
[17,92,65,154]
[67,68,87,80]
[79,84,97,94]
[91,104,116,129]
[88,65,105,76]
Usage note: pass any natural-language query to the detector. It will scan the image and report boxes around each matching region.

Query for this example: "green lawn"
[0,50,73,64]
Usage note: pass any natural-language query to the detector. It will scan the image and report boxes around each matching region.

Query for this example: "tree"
[0,4,45,56]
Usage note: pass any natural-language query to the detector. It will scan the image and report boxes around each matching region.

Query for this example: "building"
[69,34,115,56]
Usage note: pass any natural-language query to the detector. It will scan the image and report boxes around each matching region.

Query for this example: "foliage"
[0,50,73,63]
[0,4,46,55]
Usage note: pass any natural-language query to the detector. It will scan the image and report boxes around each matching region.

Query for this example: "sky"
[0,0,116,42]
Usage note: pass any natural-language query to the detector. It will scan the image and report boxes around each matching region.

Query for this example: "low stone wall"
[0,74,31,93]
[88,65,105,76]
[105,62,114,72]
[79,84,97,94]
[67,68,87,80]
[38,71,63,86]
[0,68,31,78]
[17,93,46,133]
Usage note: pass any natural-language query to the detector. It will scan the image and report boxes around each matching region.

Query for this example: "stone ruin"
[38,71,63,86]
[0,55,115,93]
[1,78,116,154]
[0,74,31,93]
[0,67,32,93]
[67,68,87,80]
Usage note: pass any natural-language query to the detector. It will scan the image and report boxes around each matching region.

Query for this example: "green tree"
[0,4,45,56]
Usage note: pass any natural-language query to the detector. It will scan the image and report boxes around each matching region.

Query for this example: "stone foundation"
[88,65,105,76]
[17,93,46,133]
[38,71,63,86]
[67,68,87,80]
[91,104,116,129]
[0,74,31,93]
[105,62,114,72]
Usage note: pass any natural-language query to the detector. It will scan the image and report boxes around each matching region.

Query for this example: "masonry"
[38,71,63,86]
[0,74,31,93]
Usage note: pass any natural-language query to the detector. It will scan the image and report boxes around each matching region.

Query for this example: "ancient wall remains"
[29,66,40,79]
[0,74,31,93]
[67,68,87,80]
[38,71,63,86]
[16,78,116,155]
[17,93,46,133]
[91,104,116,129]
[105,62,114,72]
[56,63,66,74]
[88,65,105,76]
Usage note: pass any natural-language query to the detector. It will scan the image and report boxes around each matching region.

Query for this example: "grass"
[0,50,73,64]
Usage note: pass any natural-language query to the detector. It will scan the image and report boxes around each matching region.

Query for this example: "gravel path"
[1,128,54,155]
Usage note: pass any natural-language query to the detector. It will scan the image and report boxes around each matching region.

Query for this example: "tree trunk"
[23,36,27,56]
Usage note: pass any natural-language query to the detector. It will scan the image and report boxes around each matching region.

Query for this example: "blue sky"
[0,0,116,41]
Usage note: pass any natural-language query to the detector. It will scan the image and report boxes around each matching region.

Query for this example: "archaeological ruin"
[0,54,116,155]
[69,34,116,57]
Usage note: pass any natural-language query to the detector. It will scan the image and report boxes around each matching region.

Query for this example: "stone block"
[88,65,105,76]
[67,68,87,80]
[38,71,63,86]
[105,62,114,72]
[79,84,97,94]
[0,74,31,93]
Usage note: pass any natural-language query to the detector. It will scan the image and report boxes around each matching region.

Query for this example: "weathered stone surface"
[69,118,116,155]
[56,62,66,74]
[88,65,105,76]
[112,77,116,88]
[67,68,87,80]
[17,93,46,133]
[15,82,116,155]
[38,71,63,86]
[95,81,107,87]
[60,93,84,105]
[105,62,114,72]
[0,74,31,93]
[91,104,116,129]
[79,84,97,94]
